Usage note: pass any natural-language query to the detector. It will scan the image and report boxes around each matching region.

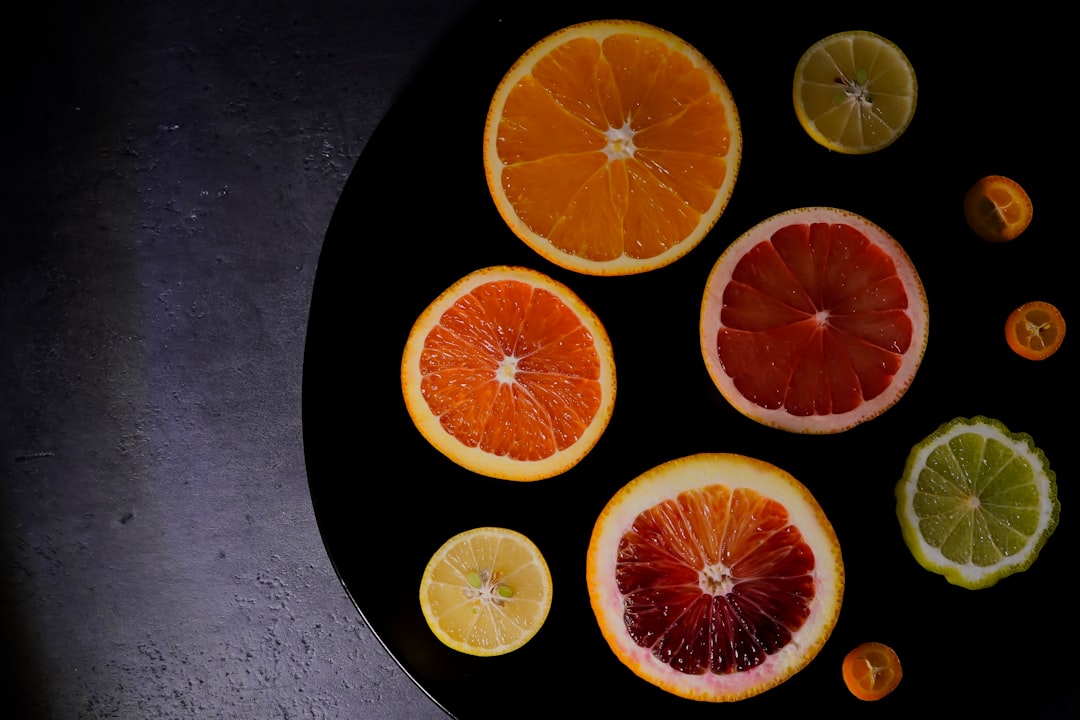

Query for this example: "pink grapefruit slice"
[700,207,928,433]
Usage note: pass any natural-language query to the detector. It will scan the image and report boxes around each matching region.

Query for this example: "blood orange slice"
[586,453,844,702]
[401,266,616,481]
[700,207,928,433]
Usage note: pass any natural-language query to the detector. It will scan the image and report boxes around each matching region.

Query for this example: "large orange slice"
[700,207,928,433]
[586,453,844,702]
[401,266,616,481]
[484,20,741,276]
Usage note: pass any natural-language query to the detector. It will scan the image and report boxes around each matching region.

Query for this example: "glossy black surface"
[304,4,1076,717]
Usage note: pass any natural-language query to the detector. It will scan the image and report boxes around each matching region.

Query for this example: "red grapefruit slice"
[700,207,928,433]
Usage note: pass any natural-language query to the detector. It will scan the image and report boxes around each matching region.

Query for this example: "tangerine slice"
[700,207,929,433]
[963,175,1033,243]
[586,453,844,702]
[484,20,741,275]
[842,642,902,701]
[1004,301,1065,360]
[401,266,616,481]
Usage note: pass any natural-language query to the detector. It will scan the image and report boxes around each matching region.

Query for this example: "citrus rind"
[484,19,742,275]
[419,527,553,657]
[895,416,1060,589]
[587,453,844,702]
[700,207,929,434]
[401,266,617,481]
[793,30,917,154]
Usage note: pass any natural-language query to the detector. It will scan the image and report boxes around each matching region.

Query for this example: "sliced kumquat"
[1005,301,1065,361]
[842,642,902,701]
[963,175,1033,242]
[700,207,928,434]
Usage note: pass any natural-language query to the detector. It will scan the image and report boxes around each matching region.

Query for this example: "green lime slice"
[895,416,1059,589]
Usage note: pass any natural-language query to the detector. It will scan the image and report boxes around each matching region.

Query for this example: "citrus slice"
[895,416,1060,589]
[586,453,844,702]
[401,266,616,481]
[700,207,929,434]
[793,30,917,154]
[963,175,1033,243]
[419,527,553,656]
[1004,300,1065,361]
[484,20,741,275]
[842,642,902,701]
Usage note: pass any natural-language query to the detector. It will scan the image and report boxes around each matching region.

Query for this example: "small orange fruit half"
[700,207,929,433]
[586,453,844,702]
[484,20,741,275]
[963,175,1033,242]
[1005,300,1065,360]
[842,642,902,701]
[401,266,616,481]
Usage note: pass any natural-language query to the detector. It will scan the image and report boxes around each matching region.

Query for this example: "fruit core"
[465,568,515,602]
[616,485,816,674]
[603,122,636,161]
[835,67,874,105]
[1016,310,1060,350]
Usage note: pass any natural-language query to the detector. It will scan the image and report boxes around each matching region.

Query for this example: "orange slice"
[484,20,741,275]
[586,453,844,702]
[401,266,616,481]
[1005,301,1065,361]
[842,642,902,701]
[963,175,1033,242]
[419,527,553,656]
[700,207,929,433]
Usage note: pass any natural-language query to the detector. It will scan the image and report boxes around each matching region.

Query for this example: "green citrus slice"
[895,416,1059,589]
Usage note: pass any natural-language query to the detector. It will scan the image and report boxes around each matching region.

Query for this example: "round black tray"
[304,4,1075,717]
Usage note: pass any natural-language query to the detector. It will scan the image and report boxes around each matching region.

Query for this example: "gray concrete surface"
[2,1,470,717]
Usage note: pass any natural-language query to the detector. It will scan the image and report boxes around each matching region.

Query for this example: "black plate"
[304,3,1076,717]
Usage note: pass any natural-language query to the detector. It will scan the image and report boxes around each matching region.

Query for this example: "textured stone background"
[2,1,469,717]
